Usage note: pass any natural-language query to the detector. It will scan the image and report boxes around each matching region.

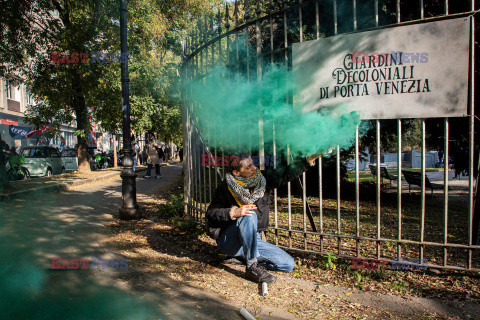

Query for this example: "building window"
[26,86,33,105]
[5,79,13,99]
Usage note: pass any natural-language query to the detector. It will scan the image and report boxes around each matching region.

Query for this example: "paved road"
[0,162,253,320]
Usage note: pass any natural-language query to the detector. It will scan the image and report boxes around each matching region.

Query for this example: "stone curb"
[0,165,161,202]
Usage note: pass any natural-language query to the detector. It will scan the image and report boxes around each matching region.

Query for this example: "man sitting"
[206,153,319,283]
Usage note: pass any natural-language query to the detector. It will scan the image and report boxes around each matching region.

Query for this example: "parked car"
[61,148,78,172]
[19,146,65,177]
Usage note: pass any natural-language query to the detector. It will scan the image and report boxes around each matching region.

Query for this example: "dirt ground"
[102,173,480,320]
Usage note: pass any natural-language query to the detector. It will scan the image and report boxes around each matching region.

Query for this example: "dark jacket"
[206,157,310,239]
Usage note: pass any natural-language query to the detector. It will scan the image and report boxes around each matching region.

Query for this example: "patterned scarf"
[226,169,266,206]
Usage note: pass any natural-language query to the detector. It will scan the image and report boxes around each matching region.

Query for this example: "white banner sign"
[292,17,470,119]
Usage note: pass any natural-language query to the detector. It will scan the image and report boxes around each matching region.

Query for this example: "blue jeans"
[146,163,160,176]
[216,214,295,272]
[133,154,138,171]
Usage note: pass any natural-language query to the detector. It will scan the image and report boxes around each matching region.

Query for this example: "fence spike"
[225,2,231,29]
[244,0,251,21]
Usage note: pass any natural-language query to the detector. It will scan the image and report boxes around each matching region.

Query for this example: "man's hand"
[232,205,257,219]
[306,154,321,166]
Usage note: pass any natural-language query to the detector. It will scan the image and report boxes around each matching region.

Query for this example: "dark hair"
[226,153,251,173]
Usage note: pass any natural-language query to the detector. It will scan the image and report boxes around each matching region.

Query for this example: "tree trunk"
[75,109,92,174]
[72,71,91,174]
[113,134,117,168]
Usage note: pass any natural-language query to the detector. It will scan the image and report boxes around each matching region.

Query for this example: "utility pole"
[119,0,140,219]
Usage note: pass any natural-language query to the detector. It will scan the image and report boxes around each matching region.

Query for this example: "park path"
[1,162,285,320]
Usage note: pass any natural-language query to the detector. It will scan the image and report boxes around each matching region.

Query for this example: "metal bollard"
[239,308,256,320]
[261,282,268,297]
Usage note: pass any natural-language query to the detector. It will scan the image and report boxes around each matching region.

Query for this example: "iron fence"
[181,0,479,272]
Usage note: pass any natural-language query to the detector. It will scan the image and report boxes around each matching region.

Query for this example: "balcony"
[7,99,20,112]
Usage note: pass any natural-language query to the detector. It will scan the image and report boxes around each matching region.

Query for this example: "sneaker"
[156,174,162,179]
[144,175,151,179]
[246,263,276,284]
[223,256,245,265]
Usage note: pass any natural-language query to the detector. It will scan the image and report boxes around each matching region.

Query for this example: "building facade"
[0,77,77,150]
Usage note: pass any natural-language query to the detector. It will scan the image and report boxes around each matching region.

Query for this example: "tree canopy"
[1,0,220,172]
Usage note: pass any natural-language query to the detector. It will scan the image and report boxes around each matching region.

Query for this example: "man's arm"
[263,154,319,190]
[153,140,162,149]
[206,184,236,228]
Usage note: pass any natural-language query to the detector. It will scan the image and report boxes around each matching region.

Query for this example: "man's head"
[229,155,257,179]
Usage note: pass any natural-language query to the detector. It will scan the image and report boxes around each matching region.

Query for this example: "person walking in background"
[173,144,178,160]
[157,144,165,162]
[131,134,140,172]
[144,132,162,179]
[142,146,148,165]
[165,145,171,161]
[179,146,183,162]
[60,136,66,153]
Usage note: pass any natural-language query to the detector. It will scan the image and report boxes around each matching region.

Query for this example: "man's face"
[233,157,257,179]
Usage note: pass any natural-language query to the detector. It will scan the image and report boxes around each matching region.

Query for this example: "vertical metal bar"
[319,156,324,253]
[375,0,379,26]
[284,9,288,66]
[303,172,307,250]
[211,17,216,195]
[333,0,338,35]
[315,0,319,39]
[468,3,475,268]
[444,118,449,266]
[203,141,207,214]
[246,27,250,82]
[420,0,424,20]
[353,0,357,31]
[256,19,265,170]
[355,126,360,256]
[445,0,449,15]
[270,16,274,66]
[209,149,213,203]
[298,0,306,250]
[420,119,426,264]
[288,178,292,249]
[397,120,402,261]
[211,15,215,69]
[376,120,381,258]
[205,17,209,73]
[269,11,277,246]
[396,0,400,24]
[273,123,278,246]
[299,0,303,42]
[218,31,223,186]
[337,145,341,254]
[333,0,339,254]
[185,105,190,216]
[353,0,359,254]
[284,6,291,250]
[193,124,198,219]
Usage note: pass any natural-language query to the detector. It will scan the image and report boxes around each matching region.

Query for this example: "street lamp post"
[119,0,140,219]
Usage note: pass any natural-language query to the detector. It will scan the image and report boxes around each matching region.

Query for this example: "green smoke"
[185,40,363,158]
[0,190,156,320]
